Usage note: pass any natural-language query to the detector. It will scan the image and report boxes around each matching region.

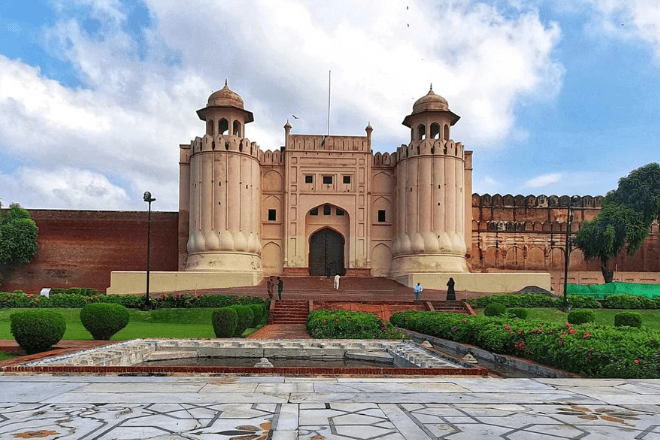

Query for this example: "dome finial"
[224,79,228,87]
[430,83,433,92]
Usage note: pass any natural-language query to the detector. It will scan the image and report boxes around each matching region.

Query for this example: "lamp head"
[143,191,155,202]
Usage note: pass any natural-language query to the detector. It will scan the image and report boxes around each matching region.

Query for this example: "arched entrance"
[309,228,345,276]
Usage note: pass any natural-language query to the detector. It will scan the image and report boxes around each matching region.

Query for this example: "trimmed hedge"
[615,312,642,328]
[509,308,528,319]
[307,309,403,339]
[212,308,238,337]
[79,303,130,340]
[248,304,264,328]
[567,309,596,325]
[232,306,254,337]
[391,311,660,378]
[10,310,66,354]
[468,292,660,310]
[0,291,266,309]
[484,303,507,317]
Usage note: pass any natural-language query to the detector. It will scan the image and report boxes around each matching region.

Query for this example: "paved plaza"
[1,375,660,439]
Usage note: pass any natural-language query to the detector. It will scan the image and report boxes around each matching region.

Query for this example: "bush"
[307,309,403,339]
[248,304,264,327]
[567,309,596,325]
[467,293,600,309]
[615,312,642,328]
[390,310,660,379]
[509,308,528,319]
[10,310,66,354]
[484,303,507,317]
[212,308,238,337]
[603,294,658,310]
[79,303,130,340]
[232,306,255,337]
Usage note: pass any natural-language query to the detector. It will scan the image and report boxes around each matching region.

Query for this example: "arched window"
[218,119,228,135]
[417,124,426,140]
[443,124,449,141]
[430,123,440,139]
[233,120,241,136]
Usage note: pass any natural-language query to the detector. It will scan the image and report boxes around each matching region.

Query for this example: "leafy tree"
[0,203,39,265]
[573,163,660,283]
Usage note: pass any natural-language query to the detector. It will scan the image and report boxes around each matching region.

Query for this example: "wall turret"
[391,87,470,276]
[181,82,262,279]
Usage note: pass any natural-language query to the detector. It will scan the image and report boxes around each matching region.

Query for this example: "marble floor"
[1,376,660,439]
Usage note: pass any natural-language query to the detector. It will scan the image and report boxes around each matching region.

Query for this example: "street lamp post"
[143,191,156,311]
[562,196,580,310]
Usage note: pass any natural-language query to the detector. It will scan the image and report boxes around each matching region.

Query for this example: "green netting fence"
[568,282,660,300]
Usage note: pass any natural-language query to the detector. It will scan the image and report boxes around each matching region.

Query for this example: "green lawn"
[0,351,18,361]
[477,308,660,329]
[0,308,218,340]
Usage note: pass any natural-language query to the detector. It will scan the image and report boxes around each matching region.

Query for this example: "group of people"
[267,274,455,301]
[413,277,456,301]
[266,276,283,300]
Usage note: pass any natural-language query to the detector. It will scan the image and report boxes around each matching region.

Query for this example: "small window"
[268,209,277,221]
[343,175,351,184]
[378,210,386,222]
[323,176,333,185]
[336,208,344,216]
[305,175,313,184]
[310,207,318,216]
[323,205,331,215]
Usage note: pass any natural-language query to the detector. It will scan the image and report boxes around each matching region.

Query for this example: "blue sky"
[0,0,659,211]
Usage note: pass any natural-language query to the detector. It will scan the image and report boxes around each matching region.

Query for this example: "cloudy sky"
[0,0,659,211]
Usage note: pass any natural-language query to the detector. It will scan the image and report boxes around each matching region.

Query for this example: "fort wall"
[0,210,178,295]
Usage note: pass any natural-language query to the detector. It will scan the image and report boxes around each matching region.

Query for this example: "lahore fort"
[2,85,659,295]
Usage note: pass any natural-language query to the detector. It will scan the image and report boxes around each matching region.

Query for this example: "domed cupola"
[402,85,460,142]
[197,80,254,137]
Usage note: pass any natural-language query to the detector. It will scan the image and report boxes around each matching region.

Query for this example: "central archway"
[309,228,345,276]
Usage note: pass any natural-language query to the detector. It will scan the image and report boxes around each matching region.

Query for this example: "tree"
[0,203,39,265]
[573,163,660,283]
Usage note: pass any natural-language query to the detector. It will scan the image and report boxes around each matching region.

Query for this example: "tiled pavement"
[1,376,660,439]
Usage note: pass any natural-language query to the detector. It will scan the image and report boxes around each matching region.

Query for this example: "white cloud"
[525,172,563,188]
[584,0,660,60]
[0,0,564,210]
[0,167,130,210]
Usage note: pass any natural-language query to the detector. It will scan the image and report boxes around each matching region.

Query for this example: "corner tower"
[179,82,262,282]
[391,87,471,276]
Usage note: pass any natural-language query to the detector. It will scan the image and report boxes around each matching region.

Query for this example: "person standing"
[446,277,456,301]
[334,274,340,290]
[413,282,423,301]
[266,276,274,300]
[277,277,283,300]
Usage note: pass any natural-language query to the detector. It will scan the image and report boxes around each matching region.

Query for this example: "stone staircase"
[429,300,472,315]
[270,300,309,324]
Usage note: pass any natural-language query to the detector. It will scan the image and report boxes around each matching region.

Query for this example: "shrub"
[10,310,66,354]
[603,294,658,310]
[248,304,264,327]
[468,293,600,309]
[615,312,642,328]
[79,303,130,340]
[508,308,528,319]
[212,308,238,337]
[567,309,596,325]
[390,310,660,379]
[307,309,403,339]
[484,303,507,317]
[232,305,255,337]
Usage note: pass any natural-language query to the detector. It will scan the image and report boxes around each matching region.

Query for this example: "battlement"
[288,134,370,152]
[185,134,262,159]
[472,193,603,209]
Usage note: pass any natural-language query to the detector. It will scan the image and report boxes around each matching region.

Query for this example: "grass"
[0,308,217,341]
[477,308,660,329]
[0,351,18,361]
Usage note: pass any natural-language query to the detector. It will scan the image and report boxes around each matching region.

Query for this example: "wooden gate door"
[309,228,345,276]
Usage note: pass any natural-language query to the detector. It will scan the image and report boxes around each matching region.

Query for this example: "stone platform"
[1,375,659,439]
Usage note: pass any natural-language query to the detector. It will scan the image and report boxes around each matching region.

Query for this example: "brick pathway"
[247,324,312,339]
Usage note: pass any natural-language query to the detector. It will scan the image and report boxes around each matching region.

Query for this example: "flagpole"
[327,70,331,136]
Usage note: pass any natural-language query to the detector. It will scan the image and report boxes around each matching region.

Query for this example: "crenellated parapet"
[260,149,284,166]
[395,138,465,161]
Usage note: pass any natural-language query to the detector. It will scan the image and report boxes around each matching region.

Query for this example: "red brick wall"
[1,210,179,295]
